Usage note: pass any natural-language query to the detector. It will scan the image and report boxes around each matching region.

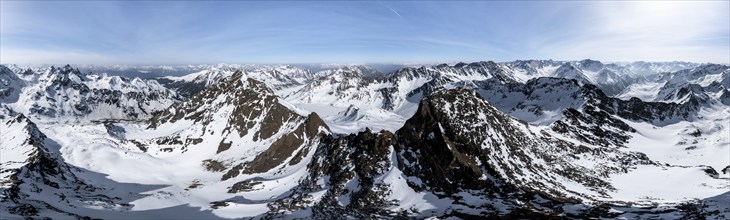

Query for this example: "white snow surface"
[1,61,729,218]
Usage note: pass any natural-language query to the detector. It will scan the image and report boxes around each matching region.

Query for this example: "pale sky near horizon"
[1,1,728,65]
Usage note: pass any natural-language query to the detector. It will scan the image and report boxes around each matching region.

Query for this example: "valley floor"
[19,111,728,219]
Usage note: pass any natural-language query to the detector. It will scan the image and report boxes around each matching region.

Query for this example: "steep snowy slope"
[249,65,315,93]
[157,65,315,97]
[2,60,728,219]
[472,76,716,127]
[284,66,389,109]
[35,70,332,218]
[618,64,730,103]
[393,89,648,201]
[502,60,713,100]
[285,61,520,133]
[283,66,404,133]
[0,114,154,219]
[551,59,640,96]
[285,60,703,133]
[502,59,564,82]
[320,105,407,133]
[145,70,330,176]
[420,90,727,211]
[265,89,727,218]
[1,65,180,122]
[468,75,729,181]
[619,61,701,76]
[655,64,729,104]
[0,65,24,103]
[1,114,84,218]
[473,77,587,125]
[157,65,238,97]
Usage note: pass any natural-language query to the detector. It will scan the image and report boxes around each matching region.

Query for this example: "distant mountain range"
[1,60,728,219]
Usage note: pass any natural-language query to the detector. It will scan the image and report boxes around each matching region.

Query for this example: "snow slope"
[1,61,728,219]
[1,64,180,122]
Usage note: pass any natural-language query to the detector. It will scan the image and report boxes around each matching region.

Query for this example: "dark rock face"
[147,71,332,182]
[6,64,179,120]
[150,71,272,129]
[104,121,126,140]
[149,71,302,141]
[0,65,24,102]
[3,115,70,189]
[155,77,207,98]
[5,63,727,219]
[654,64,730,105]
[476,77,704,127]
[395,91,500,194]
[265,89,656,218]
[46,65,90,93]
[551,60,640,96]
[0,114,121,219]
[245,112,329,174]
[473,77,583,123]
[551,106,635,147]
[287,61,520,113]
[474,77,710,149]
[394,90,651,199]
[267,129,401,218]
[722,165,730,174]
[582,84,698,125]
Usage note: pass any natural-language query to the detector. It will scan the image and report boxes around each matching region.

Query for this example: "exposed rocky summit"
[1,62,727,219]
[0,114,129,219]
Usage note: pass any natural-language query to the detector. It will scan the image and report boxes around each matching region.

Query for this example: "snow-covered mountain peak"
[146,70,330,165]
[342,65,381,76]
[686,63,729,80]
[321,65,370,79]
[1,64,180,122]
[2,60,729,218]
[620,61,702,75]
[395,89,661,203]
[554,62,591,82]
[0,65,24,103]
[45,64,89,86]
[576,59,605,72]
[158,64,316,97]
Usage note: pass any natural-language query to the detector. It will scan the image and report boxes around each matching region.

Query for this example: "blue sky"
[1,1,728,64]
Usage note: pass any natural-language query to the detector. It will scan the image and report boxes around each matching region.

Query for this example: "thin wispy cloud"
[378,0,403,19]
[0,1,727,64]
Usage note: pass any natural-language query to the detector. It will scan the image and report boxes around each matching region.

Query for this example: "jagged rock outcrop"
[0,114,127,218]
[551,59,640,96]
[285,61,517,114]
[145,70,331,183]
[474,76,706,127]
[266,89,656,218]
[2,61,727,219]
[157,65,314,97]
[0,65,24,103]
[1,64,180,121]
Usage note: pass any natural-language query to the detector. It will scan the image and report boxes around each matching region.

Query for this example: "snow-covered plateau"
[1,60,728,219]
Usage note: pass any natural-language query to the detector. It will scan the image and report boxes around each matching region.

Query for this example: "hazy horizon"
[1,1,728,64]
[1,59,723,67]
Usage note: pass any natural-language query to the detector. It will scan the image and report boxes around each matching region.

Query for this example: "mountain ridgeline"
[1,60,728,219]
